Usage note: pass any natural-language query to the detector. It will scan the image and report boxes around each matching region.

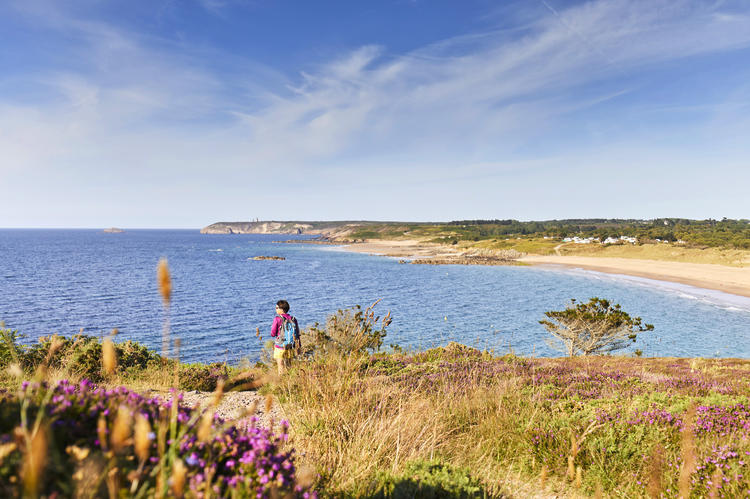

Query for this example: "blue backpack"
[280,317,297,349]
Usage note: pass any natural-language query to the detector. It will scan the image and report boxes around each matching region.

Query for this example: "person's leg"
[274,347,284,375]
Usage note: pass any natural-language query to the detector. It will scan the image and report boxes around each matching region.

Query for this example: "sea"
[1,229,749,363]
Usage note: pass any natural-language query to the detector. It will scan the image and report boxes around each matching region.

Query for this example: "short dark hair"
[276,300,290,313]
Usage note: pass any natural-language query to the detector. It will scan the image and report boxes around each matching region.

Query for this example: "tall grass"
[273,325,750,497]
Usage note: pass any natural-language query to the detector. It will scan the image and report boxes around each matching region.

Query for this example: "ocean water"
[1,229,749,363]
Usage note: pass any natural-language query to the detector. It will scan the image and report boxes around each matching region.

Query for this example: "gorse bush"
[0,331,227,391]
[301,300,392,357]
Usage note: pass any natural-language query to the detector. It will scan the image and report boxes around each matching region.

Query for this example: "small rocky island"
[249,256,286,261]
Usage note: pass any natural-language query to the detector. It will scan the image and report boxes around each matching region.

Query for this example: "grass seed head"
[567,455,575,481]
[575,465,582,488]
[157,258,172,306]
[212,378,225,407]
[570,433,579,458]
[102,337,117,375]
[198,410,214,443]
[265,393,274,414]
[540,464,548,488]
[172,458,187,497]
[111,405,132,452]
[97,415,108,451]
[22,426,47,497]
[134,413,151,461]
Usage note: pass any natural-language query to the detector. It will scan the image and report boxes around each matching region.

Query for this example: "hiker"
[270,299,300,375]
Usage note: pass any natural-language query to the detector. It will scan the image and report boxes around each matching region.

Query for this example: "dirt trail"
[156,389,286,431]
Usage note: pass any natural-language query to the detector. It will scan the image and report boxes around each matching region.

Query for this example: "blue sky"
[1,0,749,228]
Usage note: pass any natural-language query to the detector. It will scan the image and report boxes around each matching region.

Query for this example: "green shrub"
[65,336,105,381]
[368,460,485,498]
[117,339,161,370]
[302,302,392,357]
[0,327,23,367]
[178,362,229,391]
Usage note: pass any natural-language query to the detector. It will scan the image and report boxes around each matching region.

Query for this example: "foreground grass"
[275,344,750,498]
[3,327,750,497]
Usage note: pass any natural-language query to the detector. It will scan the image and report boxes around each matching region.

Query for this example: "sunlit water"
[1,229,749,363]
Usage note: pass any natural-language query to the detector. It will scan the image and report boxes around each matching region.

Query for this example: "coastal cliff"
[200,222,313,235]
[199,221,379,237]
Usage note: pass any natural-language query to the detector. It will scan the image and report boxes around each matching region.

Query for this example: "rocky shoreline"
[407,255,525,266]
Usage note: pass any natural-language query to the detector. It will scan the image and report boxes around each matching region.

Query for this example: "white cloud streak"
[1,0,750,225]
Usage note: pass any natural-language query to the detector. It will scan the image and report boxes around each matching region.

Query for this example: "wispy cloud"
[2,0,749,225]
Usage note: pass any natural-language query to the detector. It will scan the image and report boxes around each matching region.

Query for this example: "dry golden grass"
[272,348,750,498]
[277,351,564,497]
[559,242,750,266]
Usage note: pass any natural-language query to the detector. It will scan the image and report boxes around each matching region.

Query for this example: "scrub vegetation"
[3,302,749,497]
[348,218,750,249]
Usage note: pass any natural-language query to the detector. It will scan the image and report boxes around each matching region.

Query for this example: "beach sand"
[340,239,464,259]
[338,240,750,298]
[519,255,750,298]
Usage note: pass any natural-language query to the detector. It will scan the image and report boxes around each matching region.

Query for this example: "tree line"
[443,218,750,249]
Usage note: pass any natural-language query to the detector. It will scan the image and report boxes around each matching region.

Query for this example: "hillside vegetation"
[332,218,750,266]
[3,303,750,497]
[343,218,750,249]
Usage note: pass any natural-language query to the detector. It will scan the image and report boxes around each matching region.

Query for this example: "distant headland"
[102,227,124,233]
[199,220,405,238]
[200,219,750,297]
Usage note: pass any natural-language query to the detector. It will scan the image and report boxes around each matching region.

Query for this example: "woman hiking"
[270,299,300,375]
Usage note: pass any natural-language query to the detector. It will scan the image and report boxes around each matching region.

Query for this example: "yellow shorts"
[273,346,292,360]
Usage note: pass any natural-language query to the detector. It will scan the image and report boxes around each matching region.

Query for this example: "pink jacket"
[271,313,299,348]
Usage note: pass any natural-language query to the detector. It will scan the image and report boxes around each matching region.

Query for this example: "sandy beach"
[519,255,750,298]
[339,240,750,298]
[340,239,464,259]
